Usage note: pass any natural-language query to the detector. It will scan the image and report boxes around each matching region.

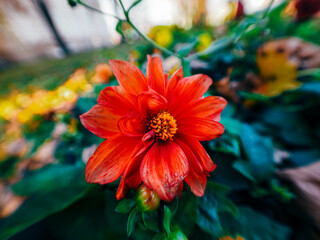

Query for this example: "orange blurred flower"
[80,56,227,201]
[91,63,113,84]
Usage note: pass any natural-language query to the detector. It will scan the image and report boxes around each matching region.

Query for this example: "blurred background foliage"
[0,0,320,239]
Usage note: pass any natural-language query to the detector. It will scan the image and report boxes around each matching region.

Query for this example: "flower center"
[148,111,177,141]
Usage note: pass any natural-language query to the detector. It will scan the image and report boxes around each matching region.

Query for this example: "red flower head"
[80,56,227,202]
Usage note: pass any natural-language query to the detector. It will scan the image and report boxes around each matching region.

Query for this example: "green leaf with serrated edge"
[127,207,139,237]
[115,199,136,214]
[142,211,160,232]
[163,205,172,236]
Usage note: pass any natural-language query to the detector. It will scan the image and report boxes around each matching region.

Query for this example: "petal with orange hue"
[140,141,188,201]
[118,114,147,136]
[146,55,166,96]
[178,134,216,172]
[165,67,183,100]
[85,135,141,184]
[169,74,212,114]
[138,90,168,117]
[175,96,227,121]
[80,104,120,139]
[116,142,150,200]
[97,86,135,115]
[109,59,148,95]
[178,117,224,141]
[175,138,207,196]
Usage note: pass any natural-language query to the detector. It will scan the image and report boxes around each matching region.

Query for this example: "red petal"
[110,59,148,95]
[116,142,150,200]
[178,117,224,141]
[165,67,183,101]
[85,135,141,184]
[97,86,135,115]
[142,130,156,147]
[178,134,216,172]
[138,90,168,117]
[80,104,120,139]
[169,74,212,115]
[175,139,207,197]
[175,96,227,121]
[146,55,165,96]
[140,141,188,201]
[118,114,147,136]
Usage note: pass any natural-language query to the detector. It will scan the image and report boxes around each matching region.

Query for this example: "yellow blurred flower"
[17,109,33,124]
[196,32,213,52]
[256,42,301,97]
[148,25,174,48]
[0,99,18,121]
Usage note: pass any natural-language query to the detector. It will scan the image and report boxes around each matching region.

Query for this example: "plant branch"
[118,0,180,57]
[77,1,123,21]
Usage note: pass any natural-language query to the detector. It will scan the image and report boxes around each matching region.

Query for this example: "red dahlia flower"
[80,56,227,201]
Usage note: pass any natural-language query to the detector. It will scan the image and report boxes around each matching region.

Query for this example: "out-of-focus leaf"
[0,157,19,180]
[240,124,275,181]
[220,117,243,136]
[23,120,55,157]
[12,163,85,196]
[127,207,139,237]
[177,41,197,57]
[116,20,124,38]
[163,205,172,235]
[232,160,256,182]
[142,211,160,232]
[182,60,191,77]
[67,0,77,7]
[115,199,136,214]
[220,207,291,240]
[0,186,88,240]
[209,133,241,157]
[238,91,271,102]
[196,186,222,238]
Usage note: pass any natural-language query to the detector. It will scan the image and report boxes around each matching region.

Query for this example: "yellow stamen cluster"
[148,111,177,141]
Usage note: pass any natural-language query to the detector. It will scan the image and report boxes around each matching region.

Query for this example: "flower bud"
[136,184,160,212]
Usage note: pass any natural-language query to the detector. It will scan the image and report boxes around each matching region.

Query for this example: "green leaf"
[219,199,239,218]
[238,91,271,102]
[163,205,172,236]
[142,211,160,232]
[22,119,55,157]
[116,20,124,38]
[239,124,275,181]
[67,0,77,7]
[0,186,88,240]
[220,207,291,240]
[0,157,19,180]
[127,207,139,237]
[220,117,243,136]
[232,161,256,182]
[12,163,85,196]
[196,188,222,238]
[209,133,241,157]
[115,199,136,214]
[177,41,197,57]
[182,60,191,77]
